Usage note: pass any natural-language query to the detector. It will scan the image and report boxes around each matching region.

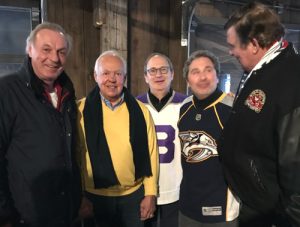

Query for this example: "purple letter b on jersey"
[155,125,175,164]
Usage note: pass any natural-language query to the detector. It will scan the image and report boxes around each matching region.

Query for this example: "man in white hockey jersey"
[137,53,186,227]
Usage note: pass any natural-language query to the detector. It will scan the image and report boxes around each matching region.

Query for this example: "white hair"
[94,50,127,75]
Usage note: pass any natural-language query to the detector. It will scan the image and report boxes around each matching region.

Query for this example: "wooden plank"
[169,0,187,94]
[82,0,100,97]
[100,0,127,57]
[129,0,153,96]
[46,0,64,25]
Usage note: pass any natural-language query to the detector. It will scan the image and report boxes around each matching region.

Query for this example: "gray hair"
[94,50,127,75]
[143,52,174,74]
[26,22,72,55]
[183,50,220,79]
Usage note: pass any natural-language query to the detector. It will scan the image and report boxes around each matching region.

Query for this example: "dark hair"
[183,50,220,79]
[26,22,72,55]
[144,53,174,74]
[224,1,285,48]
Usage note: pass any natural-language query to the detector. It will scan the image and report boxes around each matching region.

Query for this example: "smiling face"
[187,56,219,100]
[144,55,173,98]
[94,54,126,105]
[28,29,68,86]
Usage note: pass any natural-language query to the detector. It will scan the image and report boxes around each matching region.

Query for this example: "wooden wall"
[97,0,128,59]
[46,0,187,98]
[48,0,300,98]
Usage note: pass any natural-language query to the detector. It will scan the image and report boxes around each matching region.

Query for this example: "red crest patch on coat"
[244,89,266,113]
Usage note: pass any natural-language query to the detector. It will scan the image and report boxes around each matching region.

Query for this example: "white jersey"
[137,91,186,205]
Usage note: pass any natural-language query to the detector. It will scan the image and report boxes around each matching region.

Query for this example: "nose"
[49,51,60,62]
[107,73,117,81]
[154,71,163,77]
[199,72,207,80]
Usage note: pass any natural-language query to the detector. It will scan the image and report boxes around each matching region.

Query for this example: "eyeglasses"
[146,66,170,76]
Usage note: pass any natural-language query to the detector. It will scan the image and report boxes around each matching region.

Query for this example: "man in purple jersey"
[137,53,186,227]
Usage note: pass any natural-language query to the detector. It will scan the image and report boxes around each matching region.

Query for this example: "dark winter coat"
[0,56,81,227]
[219,44,300,226]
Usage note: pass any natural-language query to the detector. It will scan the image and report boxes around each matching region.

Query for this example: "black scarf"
[83,86,152,188]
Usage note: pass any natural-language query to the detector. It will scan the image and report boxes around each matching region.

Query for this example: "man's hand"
[140,195,156,221]
[78,196,93,219]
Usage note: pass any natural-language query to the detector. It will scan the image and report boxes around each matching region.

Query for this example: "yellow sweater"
[77,98,158,197]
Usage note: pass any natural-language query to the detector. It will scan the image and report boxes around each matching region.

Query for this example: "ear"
[186,80,190,88]
[170,71,174,81]
[144,74,150,84]
[27,44,33,57]
[123,74,127,85]
[93,71,97,81]
[250,38,260,54]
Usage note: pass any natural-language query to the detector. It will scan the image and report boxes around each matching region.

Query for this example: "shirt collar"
[239,39,287,94]
[100,92,124,110]
[148,88,173,112]
[252,38,287,72]
[193,88,222,110]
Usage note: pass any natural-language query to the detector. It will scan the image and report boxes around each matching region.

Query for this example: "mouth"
[106,85,118,89]
[197,84,209,89]
[45,64,62,71]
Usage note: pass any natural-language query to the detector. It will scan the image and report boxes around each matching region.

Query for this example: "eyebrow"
[41,43,67,51]
[190,66,214,71]
[41,44,51,48]
[148,66,169,69]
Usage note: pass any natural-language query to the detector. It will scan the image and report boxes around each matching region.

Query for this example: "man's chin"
[38,74,60,85]
[46,69,63,78]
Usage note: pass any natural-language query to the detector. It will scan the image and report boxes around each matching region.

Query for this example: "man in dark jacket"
[0,22,81,227]
[219,2,300,227]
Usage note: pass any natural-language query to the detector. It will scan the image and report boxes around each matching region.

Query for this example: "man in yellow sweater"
[77,50,159,227]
